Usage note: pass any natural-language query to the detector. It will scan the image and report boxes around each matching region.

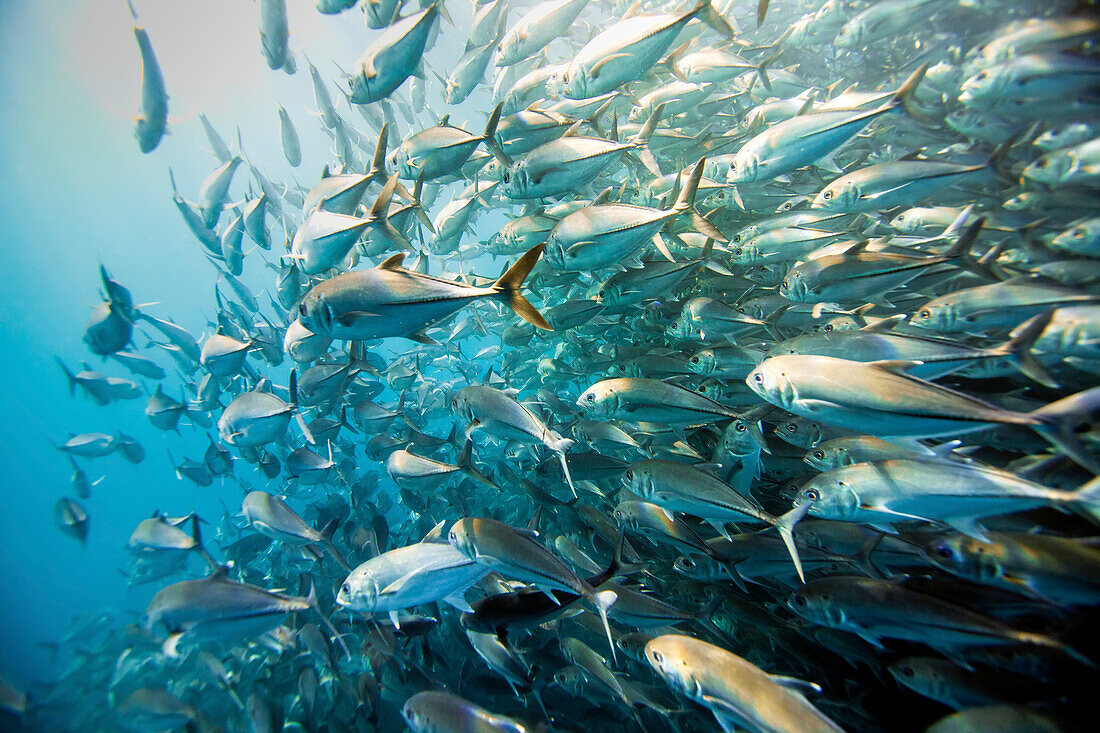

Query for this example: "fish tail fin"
[757,0,770,27]
[693,0,735,38]
[671,159,704,214]
[320,518,352,571]
[56,358,76,396]
[289,370,316,445]
[1016,629,1098,670]
[1072,476,1100,516]
[190,514,218,571]
[409,171,434,232]
[673,158,728,241]
[587,588,619,663]
[631,103,663,177]
[339,404,360,434]
[305,574,352,659]
[493,244,551,329]
[482,101,503,145]
[1030,386,1100,473]
[551,441,578,498]
[369,173,399,220]
[774,500,811,583]
[370,122,388,176]
[889,62,928,115]
[990,308,1058,388]
[755,51,780,92]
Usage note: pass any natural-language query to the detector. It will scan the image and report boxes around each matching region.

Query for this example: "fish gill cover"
[1,0,1099,731]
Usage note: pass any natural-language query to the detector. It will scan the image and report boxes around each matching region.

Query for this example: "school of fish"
[15,0,1100,731]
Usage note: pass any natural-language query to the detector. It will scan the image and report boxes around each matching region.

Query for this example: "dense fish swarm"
[17,0,1100,731]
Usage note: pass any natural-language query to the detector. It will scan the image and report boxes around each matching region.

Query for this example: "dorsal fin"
[378,253,406,271]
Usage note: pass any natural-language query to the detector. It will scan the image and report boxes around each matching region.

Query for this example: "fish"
[646,634,843,733]
[29,1,1100,730]
[296,243,550,343]
[132,25,167,153]
[145,567,318,655]
[348,4,441,105]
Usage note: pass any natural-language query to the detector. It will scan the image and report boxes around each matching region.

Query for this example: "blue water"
[0,0,479,688]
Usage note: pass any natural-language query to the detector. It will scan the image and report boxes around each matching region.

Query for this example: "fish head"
[1052,220,1100,251]
[668,316,694,341]
[347,66,374,105]
[297,293,334,338]
[778,270,809,302]
[442,77,459,105]
[1035,122,1093,151]
[746,359,790,406]
[888,659,942,697]
[594,279,625,307]
[958,66,1003,104]
[501,163,529,198]
[541,234,569,269]
[921,535,979,577]
[556,66,586,100]
[726,152,759,184]
[811,179,856,212]
[687,350,715,376]
[834,18,863,49]
[672,554,710,580]
[889,209,916,233]
[804,442,846,471]
[786,585,845,627]
[794,475,857,521]
[908,300,954,331]
[728,240,758,266]
[644,637,696,697]
[447,518,476,560]
[776,418,822,449]
[496,35,520,67]
[721,417,760,456]
[336,568,378,612]
[134,116,161,154]
[1022,151,1073,185]
[576,383,617,418]
[621,463,652,498]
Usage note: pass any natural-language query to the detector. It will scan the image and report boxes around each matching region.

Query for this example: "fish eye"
[733,248,743,256]
[791,594,806,607]
[824,324,834,332]
[651,651,662,664]
[735,422,746,432]
[690,356,699,363]
[682,557,695,567]
[1036,158,1049,168]
[625,469,633,480]
[786,424,796,432]
[753,373,764,383]
[503,173,510,182]
[976,71,988,79]
[804,488,820,501]
[813,450,824,459]
[823,191,833,200]
[341,583,350,595]
[932,542,953,559]
[901,667,915,678]
[586,393,596,402]
[1074,229,1085,239]
[918,309,931,320]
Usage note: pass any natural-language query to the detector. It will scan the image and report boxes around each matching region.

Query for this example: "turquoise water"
[1,1,1098,731]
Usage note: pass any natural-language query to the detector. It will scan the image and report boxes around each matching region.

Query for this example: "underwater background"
[1,0,1098,731]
